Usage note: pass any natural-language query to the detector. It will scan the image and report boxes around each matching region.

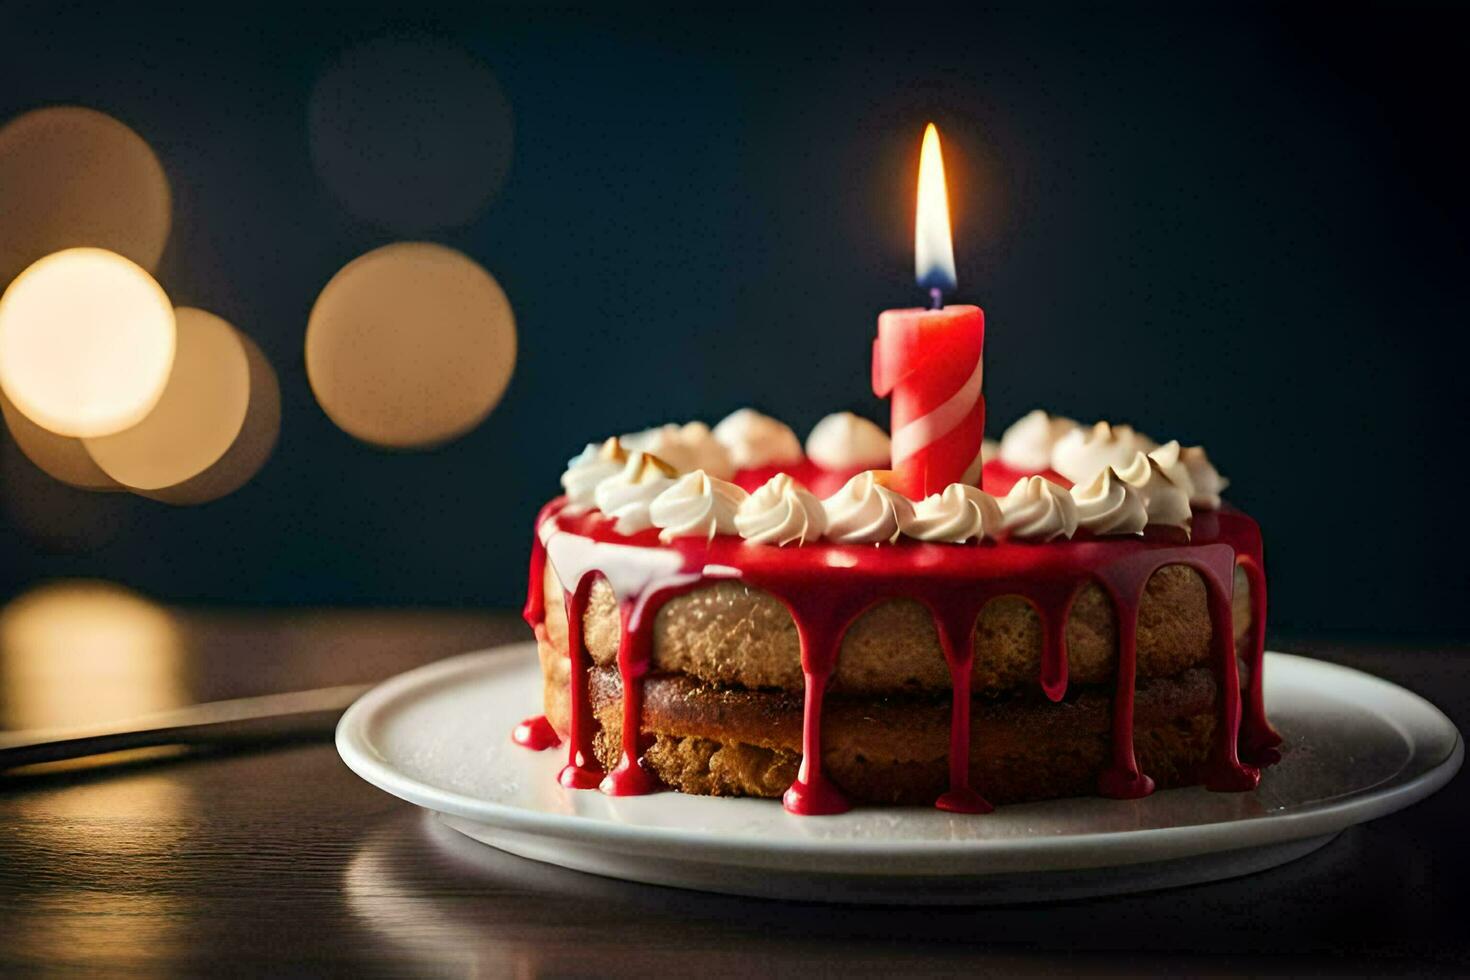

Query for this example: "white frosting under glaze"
[1000,475,1078,542]
[1115,451,1193,533]
[900,483,1003,544]
[1070,467,1148,536]
[1050,420,1156,485]
[1180,445,1229,509]
[735,473,826,546]
[594,451,678,534]
[805,412,891,470]
[649,470,748,543]
[560,437,627,508]
[711,408,804,470]
[822,471,912,545]
[623,421,735,481]
[998,409,1078,472]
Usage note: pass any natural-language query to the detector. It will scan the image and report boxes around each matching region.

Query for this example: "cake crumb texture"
[541,562,1250,695]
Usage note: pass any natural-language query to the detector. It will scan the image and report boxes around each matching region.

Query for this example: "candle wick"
[929,287,943,311]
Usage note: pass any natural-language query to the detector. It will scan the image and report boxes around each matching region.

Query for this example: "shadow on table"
[341,808,1450,974]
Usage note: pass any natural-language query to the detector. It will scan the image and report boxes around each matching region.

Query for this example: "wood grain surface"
[0,609,1466,975]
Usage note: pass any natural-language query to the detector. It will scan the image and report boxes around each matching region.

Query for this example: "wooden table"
[1,604,1465,974]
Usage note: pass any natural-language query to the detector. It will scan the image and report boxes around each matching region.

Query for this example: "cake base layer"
[541,651,1222,805]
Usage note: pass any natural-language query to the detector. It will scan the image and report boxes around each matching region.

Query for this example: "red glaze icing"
[600,599,659,795]
[932,596,993,814]
[782,599,857,815]
[521,498,565,632]
[517,461,1280,815]
[1235,553,1284,765]
[511,715,561,750]
[556,573,604,789]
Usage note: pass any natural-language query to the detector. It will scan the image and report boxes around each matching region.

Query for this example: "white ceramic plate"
[337,644,1461,903]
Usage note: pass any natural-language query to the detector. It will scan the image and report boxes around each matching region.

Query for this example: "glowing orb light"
[0,247,175,438]
[84,308,250,492]
[306,242,516,449]
[140,330,280,505]
[0,106,171,289]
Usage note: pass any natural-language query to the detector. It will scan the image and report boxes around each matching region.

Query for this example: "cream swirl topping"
[1180,445,1228,509]
[999,476,1079,542]
[623,421,734,480]
[1115,451,1192,533]
[805,412,891,470]
[1146,441,1197,500]
[735,473,826,546]
[560,436,627,508]
[822,471,912,545]
[999,409,1078,472]
[593,451,678,534]
[711,408,804,470]
[1069,467,1147,536]
[679,421,738,479]
[899,483,1003,544]
[1050,421,1156,485]
[649,469,748,543]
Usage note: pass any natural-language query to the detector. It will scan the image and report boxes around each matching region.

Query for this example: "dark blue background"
[1,4,1464,639]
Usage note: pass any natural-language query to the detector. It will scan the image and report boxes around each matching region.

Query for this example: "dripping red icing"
[601,597,664,796]
[782,603,857,815]
[930,594,992,813]
[1235,553,1283,765]
[511,715,561,750]
[512,500,566,754]
[521,497,567,632]
[555,575,604,789]
[518,460,1278,812]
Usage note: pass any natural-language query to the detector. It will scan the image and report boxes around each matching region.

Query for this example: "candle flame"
[915,122,957,296]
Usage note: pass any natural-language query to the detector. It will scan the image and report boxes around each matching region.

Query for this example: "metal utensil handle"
[0,684,370,770]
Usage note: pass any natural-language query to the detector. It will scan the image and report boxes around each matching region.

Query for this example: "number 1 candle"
[872,123,986,500]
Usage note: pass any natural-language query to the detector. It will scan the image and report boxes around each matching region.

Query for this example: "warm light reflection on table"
[0,581,185,731]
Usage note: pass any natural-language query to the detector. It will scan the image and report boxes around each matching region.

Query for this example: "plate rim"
[336,645,1463,866]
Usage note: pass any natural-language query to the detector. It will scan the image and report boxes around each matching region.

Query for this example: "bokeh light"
[139,330,280,505]
[0,581,184,731]
[0,389,121,491]
[83,308,251,492]
[309,37,513,232]
[306,242,516,449]
[0,106,171,289]
[0,247,175,438]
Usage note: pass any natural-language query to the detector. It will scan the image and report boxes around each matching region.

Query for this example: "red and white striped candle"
[873,303,985,499]
[872,124,986,500]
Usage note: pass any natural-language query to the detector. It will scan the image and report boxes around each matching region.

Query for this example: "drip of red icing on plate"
[518,461,1283,814]
[511,715,561,750]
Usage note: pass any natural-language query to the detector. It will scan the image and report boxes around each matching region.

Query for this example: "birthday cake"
[513,123,1279,815]
[517,408,1282,815]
